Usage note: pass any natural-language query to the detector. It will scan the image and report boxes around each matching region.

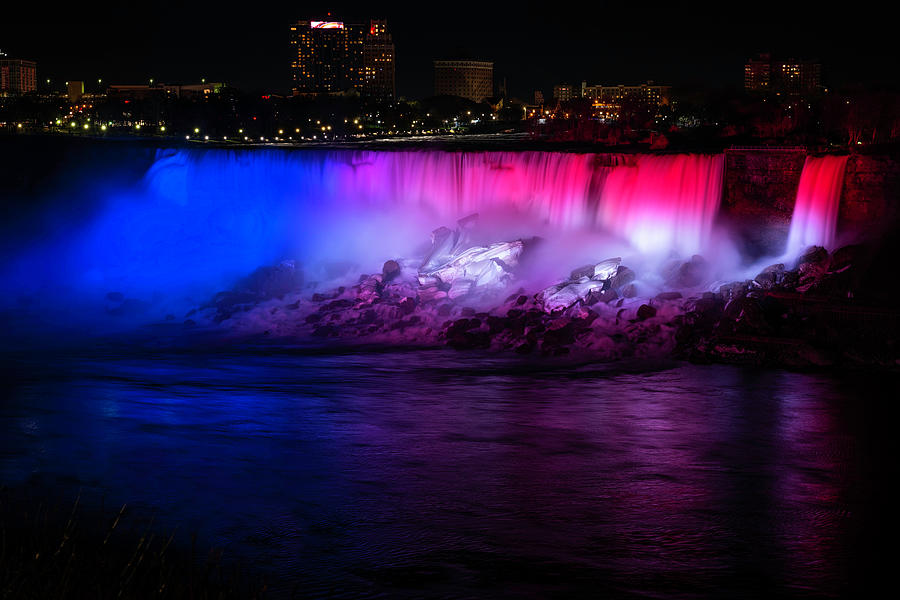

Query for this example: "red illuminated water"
[786,155,849,255]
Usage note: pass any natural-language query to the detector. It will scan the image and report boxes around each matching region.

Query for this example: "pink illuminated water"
[785,155,849,255]
[597,154,724,254]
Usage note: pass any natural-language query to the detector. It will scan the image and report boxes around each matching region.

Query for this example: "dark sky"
[1,2,895,98]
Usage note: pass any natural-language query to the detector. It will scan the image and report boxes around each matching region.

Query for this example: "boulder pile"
[184,230,898,369]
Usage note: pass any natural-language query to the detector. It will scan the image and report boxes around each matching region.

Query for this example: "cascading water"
[1,146,727,326]
[597,154,724,255]
[785,155,849,256]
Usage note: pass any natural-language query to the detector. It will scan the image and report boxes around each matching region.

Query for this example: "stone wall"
[720,148,899,255]
[840,154,900,235]
[720,148,807,255]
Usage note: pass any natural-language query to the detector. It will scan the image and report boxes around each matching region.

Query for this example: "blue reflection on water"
[0,349,894,598]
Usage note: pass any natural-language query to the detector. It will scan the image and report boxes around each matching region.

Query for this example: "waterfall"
[785,155,849,256]
[3,147,727,314]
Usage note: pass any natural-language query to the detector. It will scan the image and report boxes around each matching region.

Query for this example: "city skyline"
[0,2,895,99]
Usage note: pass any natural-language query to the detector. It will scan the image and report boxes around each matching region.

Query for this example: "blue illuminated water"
[1,346,894,598]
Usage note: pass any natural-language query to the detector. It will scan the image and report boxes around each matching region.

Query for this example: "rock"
[753,271,777,289]
[609,266,635,290]
[636,304,657,320]
[569,264,596,280]
[448,279,475,300]
[668,255,708,288]
[540,280,603,312]
[760,263,785,275]
[237,260,304,300]
[382,260,402,282]
[420,226,458,271]
[398,297,416,315]
[592,257,621,281]
[829,244,864,273]
[797,245,828,267]
[585,288,618,305]
[421,240,525,289]
[781,271,799,289]
[655,291,683,301]
[358,274,383,302]
[621,283,637,298]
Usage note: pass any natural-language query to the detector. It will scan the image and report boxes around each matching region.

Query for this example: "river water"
[1,345,895,598]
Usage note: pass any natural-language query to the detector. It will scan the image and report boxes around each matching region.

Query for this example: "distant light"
[134,124,141,130]
[238,128,243,133]
[204,135,209,140]
[101,125,107,131]
[160,126,166,132]
[194,127,200,133]
[17,123,22,128]
[278,129,283,134]
[70,122,76,127]
[83,124,89,129]
[185,135,190,139]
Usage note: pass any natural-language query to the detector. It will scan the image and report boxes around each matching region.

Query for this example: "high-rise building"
[744,53,771,92]
[553,84,576,102]
[289,17,395,100]
[433,60,493,102]
[363,19,395,100]
[744,54,821,96]
[0,58,37,96]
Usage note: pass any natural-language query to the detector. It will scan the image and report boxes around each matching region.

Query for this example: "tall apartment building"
[744,54,821,96]
[553,84,575,102]
[289,17,395,100]
[363,19,395,100]
[0,58,37,96]
[433,60,493,102]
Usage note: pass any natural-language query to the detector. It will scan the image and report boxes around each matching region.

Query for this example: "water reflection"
[0,349,892,597]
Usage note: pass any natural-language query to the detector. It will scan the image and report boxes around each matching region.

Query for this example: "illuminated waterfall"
[785,155,849,256]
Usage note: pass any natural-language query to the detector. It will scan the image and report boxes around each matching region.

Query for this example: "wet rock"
[421,240,524,289]
[514,342,535,354]
[609,266,635,291]
[668,255,708,288]
[382,260,402,282]
[398,297,416,315]
[420,226,458,271]
[585,288,618,306]
[418,285,446,303]
[591,257,621,281]
[569,264,596,280]
[781,271,800,289]
[312,290,342,302]
[797,245,828,267]
[636,304,657,321]
[541,319,577,350]
[237,260,304,300]
[829,244,864,273]
[540,280,603,312]
[448,279,475,300]
[656,291,683,301]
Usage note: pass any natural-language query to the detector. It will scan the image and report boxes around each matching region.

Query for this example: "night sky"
[2,2,895,99]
